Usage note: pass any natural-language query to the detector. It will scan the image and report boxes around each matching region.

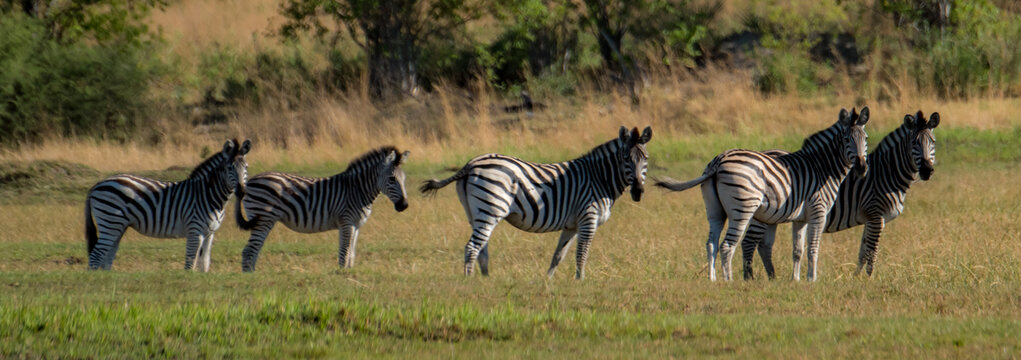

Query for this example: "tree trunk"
[361,0,419,100]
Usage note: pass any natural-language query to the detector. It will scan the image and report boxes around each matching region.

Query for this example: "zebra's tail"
[85,197,98,256]
[234,186,259,231]
[420,164,471,196]
[654,158,720,192]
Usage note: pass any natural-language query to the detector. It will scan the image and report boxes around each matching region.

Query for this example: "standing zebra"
[420,126,652,279]
[655,108,870,281]
[235,146,410,272]
[85,139,252,271]
[741,111,940,279]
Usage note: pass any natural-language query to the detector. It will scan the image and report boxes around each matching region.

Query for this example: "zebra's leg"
[742,221,768,280]
[758,223,778,280]
[790,220,807,281]
[89,218,128,270]
[241,222,276,272]
[804,208,827,282]
[184,230,204,271]
[719,212,755,281]
[347,227,360,268]
[338,223,356,268]
[100,232,126,270]
[856,216,885,277]
[464,216,501,276]
[199,232,215,273]
[478,243,490,276]
[547,229,578,278]
[574,214,599,280]
[702,184,727,282]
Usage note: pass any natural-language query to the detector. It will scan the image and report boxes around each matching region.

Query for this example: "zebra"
[741,110,940,279]
[420,126,652,279]
[235,146,410,272]
[84,139,252,271]
[655,107,870,281]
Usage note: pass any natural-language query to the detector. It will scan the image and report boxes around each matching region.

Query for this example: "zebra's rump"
[459,155,584,233]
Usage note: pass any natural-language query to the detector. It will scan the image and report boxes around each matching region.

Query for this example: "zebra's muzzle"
[630,185,644,202]
[854,156,868,177]
[395,199,409,212]
[919,164,933,181]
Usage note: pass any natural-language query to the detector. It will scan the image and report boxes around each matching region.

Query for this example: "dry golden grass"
[150,0,283,56]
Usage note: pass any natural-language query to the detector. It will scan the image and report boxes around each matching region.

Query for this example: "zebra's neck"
[867,125,917,192]
[182,152,235,207]
[783,125,852,180]
[184,165,235,208]
[332,162,382,209]
[574,139,628,200]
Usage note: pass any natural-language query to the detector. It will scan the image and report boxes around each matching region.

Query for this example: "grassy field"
[2,120,1020,358]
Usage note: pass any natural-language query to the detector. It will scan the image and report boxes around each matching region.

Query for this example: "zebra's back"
[243,172,346,233]
[87,174,190,238]
[458,154,587,233]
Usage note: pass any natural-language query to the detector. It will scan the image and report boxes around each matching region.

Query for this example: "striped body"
[422,126,652,279]
[656,108,869,281]
[236,147,410,271]
[742,111,940,279]
[84,139,251,271]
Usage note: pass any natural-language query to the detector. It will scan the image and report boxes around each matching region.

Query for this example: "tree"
[280,0,486,100]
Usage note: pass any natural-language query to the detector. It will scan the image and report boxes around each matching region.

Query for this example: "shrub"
[0,14,160,143]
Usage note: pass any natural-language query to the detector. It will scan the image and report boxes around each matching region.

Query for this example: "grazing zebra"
[741,111,940,279]
[655,108,870,281]
[84,139,252,271]
[235,146,410,272]
[420,126,652,279]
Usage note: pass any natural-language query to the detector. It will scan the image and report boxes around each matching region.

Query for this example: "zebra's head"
[220,139,251,193]
[838,107,870,177]
[378,149,410,212]
[905,110,940,181]
[618,126,653,202]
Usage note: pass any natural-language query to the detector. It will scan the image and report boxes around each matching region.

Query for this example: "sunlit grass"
[2,124,1020,357]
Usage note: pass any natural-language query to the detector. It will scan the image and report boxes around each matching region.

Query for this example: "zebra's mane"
[343,146,400,174]
[796,123,842,153]
[871,123,912,158]
[188,143,235,179]
[577,137,625,162]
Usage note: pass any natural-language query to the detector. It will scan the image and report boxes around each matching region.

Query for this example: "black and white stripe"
[420,126,652,279]
[84,139,251,271]
[656,108,870,281]
[741,111,940,279]
[235,146,410,272]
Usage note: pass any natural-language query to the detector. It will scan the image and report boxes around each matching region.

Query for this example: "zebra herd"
[83,107,939,282]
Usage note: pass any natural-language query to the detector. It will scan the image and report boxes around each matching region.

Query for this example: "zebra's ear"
[904,114,917,128]
[857,106,870,126]
[639,126,652,144]
[838,108,850,125]
[399,150,410,165]
[222,140,236,153]
[239,140,251,155]
[619,126,629,142]
[385,150,397,165]
[928,112,940,129]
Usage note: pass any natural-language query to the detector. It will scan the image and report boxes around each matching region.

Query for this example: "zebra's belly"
[503,211,569,233]
[280,219,338,234]
[132,223,189,239]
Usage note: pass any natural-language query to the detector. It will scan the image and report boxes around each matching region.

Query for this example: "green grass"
[2,125,1020,358]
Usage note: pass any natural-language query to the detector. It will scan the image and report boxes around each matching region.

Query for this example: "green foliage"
[0,14,161,143]
[911,1,1021,97]
[754,46,824,95]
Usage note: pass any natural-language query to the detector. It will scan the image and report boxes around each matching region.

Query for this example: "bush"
[0,14,161,143]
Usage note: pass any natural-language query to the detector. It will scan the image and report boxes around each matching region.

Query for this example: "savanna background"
[1,0,1020,357]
